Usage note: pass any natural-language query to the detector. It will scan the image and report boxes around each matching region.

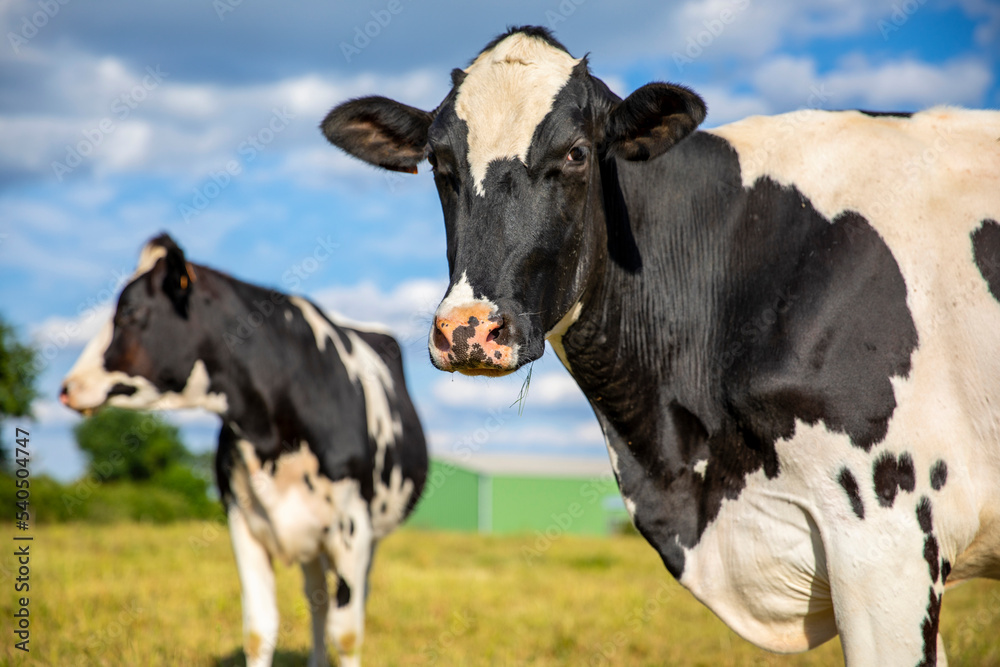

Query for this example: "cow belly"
[230,440,337,565]
[951,510,1000,583]
[678,472,836,653]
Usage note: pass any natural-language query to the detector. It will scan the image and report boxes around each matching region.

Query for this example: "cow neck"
[559,135,740,576]
[191,268,281,450]
[567,137,729,456]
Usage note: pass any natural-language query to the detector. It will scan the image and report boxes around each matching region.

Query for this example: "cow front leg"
[228,505,279,667]
[325,480,374,667]
[302,556,331,667]
[825,496,950,666]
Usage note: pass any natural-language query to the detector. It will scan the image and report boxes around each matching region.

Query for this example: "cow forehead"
[455,32,579,196]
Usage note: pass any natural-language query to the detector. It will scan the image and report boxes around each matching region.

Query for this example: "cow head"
[322,26,705,376]
[60,234,227,415]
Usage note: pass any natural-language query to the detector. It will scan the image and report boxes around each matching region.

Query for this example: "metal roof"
[432,453,615,479]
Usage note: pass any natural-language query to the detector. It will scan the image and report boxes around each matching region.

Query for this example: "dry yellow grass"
[1,522,998,666]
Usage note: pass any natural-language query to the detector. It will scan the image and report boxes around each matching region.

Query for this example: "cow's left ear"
[605,83,706,161]
[161,242,195,318]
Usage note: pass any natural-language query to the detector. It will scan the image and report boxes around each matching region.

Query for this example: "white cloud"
[822,55,993,109]
[604,0,893,69]
[699,85,771,127]
[312,277,447,343]
[529,371,586,405]
[432,373,528,411]
[31,398,82,427]
[0,46,449,185]
[749,54,993,113]
[32,304,112,348]
[432,369,585,410]
[954,0,1000,47]
[427,417,605,457]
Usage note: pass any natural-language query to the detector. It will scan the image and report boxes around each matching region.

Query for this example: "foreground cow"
[60,234,427,667]
[322,26,1000,665]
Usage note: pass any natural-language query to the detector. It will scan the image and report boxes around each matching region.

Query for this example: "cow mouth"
[60,381,136,416]
[108,383,138,398]
[430,309,521,375]
[455,366,515,378]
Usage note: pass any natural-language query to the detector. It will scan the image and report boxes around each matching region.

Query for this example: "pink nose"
[431,304,515,376]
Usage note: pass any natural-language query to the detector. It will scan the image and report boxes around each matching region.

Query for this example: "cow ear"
[605,83,706,161]
[321,96,433,174]
[161,241,195,318]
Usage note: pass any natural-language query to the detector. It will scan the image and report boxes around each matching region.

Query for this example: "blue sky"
[1,0,997,481]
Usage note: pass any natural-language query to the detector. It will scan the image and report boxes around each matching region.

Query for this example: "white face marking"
[62,318,228,414]
[692,459,709,477]
[62,319,115,409]
[455,32,580,196]
[107,358,228,413]
[434,271,498,317]
[284,309,293,322]
[431,272,520,371]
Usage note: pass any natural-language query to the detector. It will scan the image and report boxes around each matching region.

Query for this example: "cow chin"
[61,373,145,415]
[428,343,521,376]
[457,366,516,378]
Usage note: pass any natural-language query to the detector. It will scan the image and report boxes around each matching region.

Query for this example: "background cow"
[321,26,1000,665]
[60,234,427,667]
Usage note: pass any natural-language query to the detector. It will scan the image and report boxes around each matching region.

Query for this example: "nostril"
[432,323,451,352]
[486,315,506,344]
[59,383,69,405]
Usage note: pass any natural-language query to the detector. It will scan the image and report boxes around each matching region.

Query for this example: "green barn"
[407,455,629,536]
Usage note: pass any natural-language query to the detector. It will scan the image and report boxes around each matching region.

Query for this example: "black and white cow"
[60,234,427,667]
[322,26,1000,665]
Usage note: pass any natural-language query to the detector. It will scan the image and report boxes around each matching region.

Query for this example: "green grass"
[2,522,999,666]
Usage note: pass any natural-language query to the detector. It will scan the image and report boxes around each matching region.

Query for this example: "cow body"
[61,235,427,667]
[560,112,1000,656]
[322,26,1000,664]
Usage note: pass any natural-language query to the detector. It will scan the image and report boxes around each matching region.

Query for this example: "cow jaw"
[61,319,227,415]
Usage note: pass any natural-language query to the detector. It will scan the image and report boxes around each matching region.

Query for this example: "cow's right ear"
[320,96,433,174]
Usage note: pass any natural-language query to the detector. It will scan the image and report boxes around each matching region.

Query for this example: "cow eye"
[426,149,438,169]
[566,145,589,163]
[115,304,149,328]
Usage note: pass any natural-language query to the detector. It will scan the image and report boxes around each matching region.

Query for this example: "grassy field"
[2,522,999,666]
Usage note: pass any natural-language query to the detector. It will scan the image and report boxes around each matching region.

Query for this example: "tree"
[0,316,39,471]
[74,408,190,482]
[74,407,216,515]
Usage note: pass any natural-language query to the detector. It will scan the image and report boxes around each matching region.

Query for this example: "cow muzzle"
[430,303,518,376]
[59,377,101,416]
